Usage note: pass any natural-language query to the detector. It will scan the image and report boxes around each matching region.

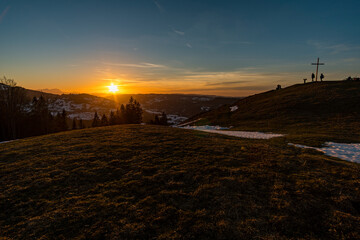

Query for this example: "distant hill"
[21,88,118,121]
[7,84,238,124]
[36,88,64,95]
[1,125,359,239]
[184,81,360,139]
[106,94,239,118]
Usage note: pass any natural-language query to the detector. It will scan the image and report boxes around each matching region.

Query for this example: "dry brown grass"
[0,125,359,239]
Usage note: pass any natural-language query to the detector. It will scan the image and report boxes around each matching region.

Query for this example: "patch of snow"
[145,110,162,115]
[181,125,229,130]
[68,112,95,120]
[201,106,210,111]
[49,99,73,112]
[0,139,18,144]
[72,103,83,110]
[167,115,187,125]
[230,105,238,112]
[289,142,360,163]
[177,118,202,127]
[179,125,284,139]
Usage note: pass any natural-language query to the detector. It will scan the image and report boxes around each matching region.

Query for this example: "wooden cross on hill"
[311,57,325,82]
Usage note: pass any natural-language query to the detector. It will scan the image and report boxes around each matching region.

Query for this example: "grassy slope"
[189,81,360,145]
[1,125,359,239]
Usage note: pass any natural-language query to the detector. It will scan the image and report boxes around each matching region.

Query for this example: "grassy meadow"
[1,125,359,239]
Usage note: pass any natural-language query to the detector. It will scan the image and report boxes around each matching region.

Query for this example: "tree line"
[0,78,68,141]
[91,96,143,127]
[89,100,169,127]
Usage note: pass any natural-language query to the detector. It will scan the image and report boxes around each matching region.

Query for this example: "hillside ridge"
[185,81,360,132]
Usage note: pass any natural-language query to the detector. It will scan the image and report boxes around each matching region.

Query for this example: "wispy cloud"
[186,43,192,48]
[307,40,360,54]
[103,62,167,68]
[206,80,250,86]
[153,0,165,13]
[102,78,140,84]
[173,28,185,36]
[342,58,360,63]
[0,6,10,24]
[178,85,274,92]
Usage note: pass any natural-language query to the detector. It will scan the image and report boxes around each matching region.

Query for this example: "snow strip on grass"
[179,125,284,139]
[181,125,229,130]
[289,142,360,163]
[230,105,238,112]
[177,118,202,127]
[0,140,16,144]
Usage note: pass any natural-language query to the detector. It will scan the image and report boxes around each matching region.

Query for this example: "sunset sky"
[1,0,359,96]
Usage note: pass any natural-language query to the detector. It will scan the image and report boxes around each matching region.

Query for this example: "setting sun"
[108,83,119,93]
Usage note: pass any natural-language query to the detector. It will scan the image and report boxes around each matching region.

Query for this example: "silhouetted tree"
[154,115,160,125]
[30,95,51,136]
[119,104,126,123]
[109,111,116,125]
[60,109,68,131]
[134,100,143,123]
[124,97,142,124]
[92,111,100,127]
[79,119,84,129]
[160,112,168,125]
[150,112,168,125]
[72,118,77,130]
[101,114,108,126]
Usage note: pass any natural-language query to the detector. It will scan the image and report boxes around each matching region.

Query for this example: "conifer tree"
[55,112,62,132]
[134,100,143,123]
[119,104,126,123]
[154,115,160,125]
[109,111,116,125]
[101,114,108,126]
[72,118,77,130]
[160,112,168,125]
[125,98,135,123]
[124,97,142,124]
[61,109,68,131]
[30,96,51,135]
[92,111,100,127]
[79,119,84,129]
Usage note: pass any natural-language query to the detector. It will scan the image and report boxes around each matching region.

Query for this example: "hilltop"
[1,125,359,239]
[185,81,360,144]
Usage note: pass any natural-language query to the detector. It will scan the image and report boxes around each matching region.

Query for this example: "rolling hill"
[184,81,360,144]
[9,83,239,124]
[0,125,359,239]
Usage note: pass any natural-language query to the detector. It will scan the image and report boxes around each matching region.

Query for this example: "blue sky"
[0,0,359,96]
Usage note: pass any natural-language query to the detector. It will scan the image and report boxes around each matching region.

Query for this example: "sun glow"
[108,83,119,93]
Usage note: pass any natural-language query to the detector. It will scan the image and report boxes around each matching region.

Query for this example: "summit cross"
[311,57,325,82]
